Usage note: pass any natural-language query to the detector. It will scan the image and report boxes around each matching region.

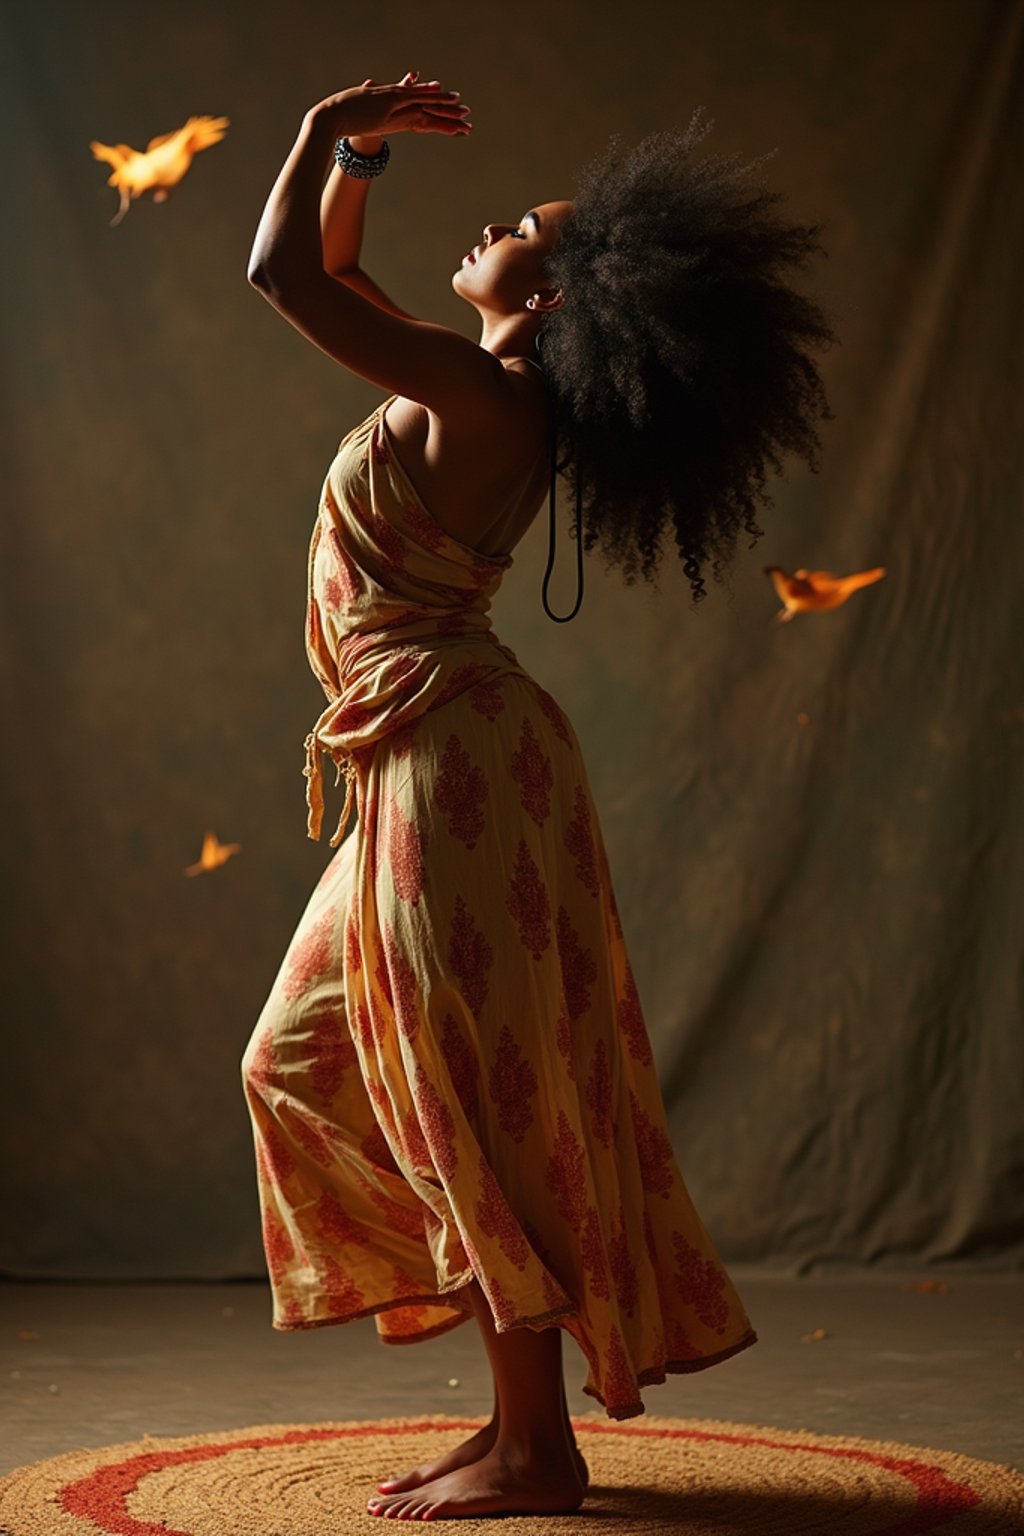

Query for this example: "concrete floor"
[1,1270,1022,1480]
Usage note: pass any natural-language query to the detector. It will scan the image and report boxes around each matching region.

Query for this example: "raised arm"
[320,71,416,320]
[247,75,507,415]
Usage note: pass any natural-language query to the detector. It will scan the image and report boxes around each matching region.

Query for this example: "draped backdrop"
[1,0,1021,1278]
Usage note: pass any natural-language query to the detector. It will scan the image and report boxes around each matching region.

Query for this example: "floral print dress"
[240,395,757,1420]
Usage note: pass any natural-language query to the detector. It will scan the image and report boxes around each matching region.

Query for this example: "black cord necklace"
[524,350,584,623]
[541,412,584,623]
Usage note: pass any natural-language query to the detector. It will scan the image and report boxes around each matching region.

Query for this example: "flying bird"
[184,830,241,877]
[90,114,229,225]
[763,564,886,623]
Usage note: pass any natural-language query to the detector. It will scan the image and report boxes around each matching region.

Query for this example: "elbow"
[247,259,272,292]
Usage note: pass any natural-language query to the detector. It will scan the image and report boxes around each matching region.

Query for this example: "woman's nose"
[482,223,506,245]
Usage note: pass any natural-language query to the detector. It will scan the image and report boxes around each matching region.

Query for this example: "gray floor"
[1,1270,1022,1480]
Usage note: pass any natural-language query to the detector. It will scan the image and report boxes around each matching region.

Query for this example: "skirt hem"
[272,1291,475,1343]
[579,1326,760,1420]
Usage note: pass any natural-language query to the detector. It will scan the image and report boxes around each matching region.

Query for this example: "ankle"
[493,1424,579,1471]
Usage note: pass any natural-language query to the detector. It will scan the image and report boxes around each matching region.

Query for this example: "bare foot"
[376,1416,590,1495]
[368,1443,585,1519]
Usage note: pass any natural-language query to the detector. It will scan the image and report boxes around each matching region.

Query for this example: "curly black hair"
[537,108,838,606]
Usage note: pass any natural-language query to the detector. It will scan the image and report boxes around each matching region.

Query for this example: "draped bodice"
[302,396,539,844]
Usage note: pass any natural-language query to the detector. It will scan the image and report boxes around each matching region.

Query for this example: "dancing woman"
[241,71,835,1521]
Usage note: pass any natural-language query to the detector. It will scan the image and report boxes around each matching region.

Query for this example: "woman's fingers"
[407,110,473,134]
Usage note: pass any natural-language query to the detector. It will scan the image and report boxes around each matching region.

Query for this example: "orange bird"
[90,114,229,226]
[763,564,886,623]
[184,830,241,877]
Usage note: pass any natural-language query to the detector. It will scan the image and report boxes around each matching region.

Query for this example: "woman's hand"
[305,70,472,149]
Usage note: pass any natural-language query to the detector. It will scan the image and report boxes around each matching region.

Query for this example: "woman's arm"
[320,72,416,321]
[320,152,415,321]
[247,79,504,415]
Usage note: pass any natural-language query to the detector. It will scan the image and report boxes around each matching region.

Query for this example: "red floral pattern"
[262,1209,295,1286]
[398,1098,432,1171]
[412,1060,459,1180]
[326,528,362,606]
[282,909,335,1001]
[381,921,420,1040]
[617,965,653,1066]
[402,500,446,551]
[309,1012,356,1102]
[354,997,375,1053]
[564,784,599,896]
[344,910,362,974]
[510,717,553,826]
[505,839,551,959]
[581,1205,611,1300]
[314,1190,370,1249]
[603,1326,639,1410]
[285,1107,333,1168]
[322,1254,366,1310]
[262,1122,296,1185]
[447,894,493,1017]
[484,1272,519,1330]
[609,1206,640,1316]
[244,1026,279,1091]
[556,905,597,1022]
[384,792,425,906]
[671,1232,731,1334]
[433,734,488,849]
[368,506,408,572]
[545,1110,587,1226]
[554,1009,577,1082]
[356,1170,426,1241]
[536,685,573,747]
[475,1155,530,1269]
[488,1024,538,1143]
[585,1037,614,1148]
[629,1090,676,1197]
[469,678,506,721]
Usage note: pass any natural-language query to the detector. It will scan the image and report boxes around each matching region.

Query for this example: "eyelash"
[510,227,527,239]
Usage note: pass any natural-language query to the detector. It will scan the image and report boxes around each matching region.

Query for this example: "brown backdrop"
[2,0,1022,1279]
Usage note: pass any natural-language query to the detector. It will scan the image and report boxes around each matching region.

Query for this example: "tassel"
[302,731,325,841]
[303,734,360,845]
[328,756,359,848]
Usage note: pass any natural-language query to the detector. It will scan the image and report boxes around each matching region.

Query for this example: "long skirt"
[241,672,757,1420]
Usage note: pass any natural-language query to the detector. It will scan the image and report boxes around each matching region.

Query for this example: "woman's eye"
[510,227,527,239]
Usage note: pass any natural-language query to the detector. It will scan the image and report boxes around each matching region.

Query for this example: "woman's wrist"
[347,133,385,157]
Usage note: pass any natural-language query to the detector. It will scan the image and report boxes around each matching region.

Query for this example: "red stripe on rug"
[58,1419,981,1536]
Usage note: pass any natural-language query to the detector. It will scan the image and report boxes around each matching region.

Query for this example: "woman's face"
[452,199,573,315]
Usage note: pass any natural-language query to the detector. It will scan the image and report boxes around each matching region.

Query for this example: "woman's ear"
[526,286,564,313]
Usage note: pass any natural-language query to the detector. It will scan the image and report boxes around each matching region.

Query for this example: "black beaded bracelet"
[333,136,391,179]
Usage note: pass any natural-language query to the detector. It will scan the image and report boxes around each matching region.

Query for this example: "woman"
[241,73,834,1522]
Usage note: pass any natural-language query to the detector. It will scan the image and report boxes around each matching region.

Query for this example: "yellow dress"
[240,395,757,1420]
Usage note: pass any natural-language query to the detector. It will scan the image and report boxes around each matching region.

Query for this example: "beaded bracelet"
[333,136,391,179]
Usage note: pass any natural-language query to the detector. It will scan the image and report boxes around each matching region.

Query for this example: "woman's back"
[380,359,551,558]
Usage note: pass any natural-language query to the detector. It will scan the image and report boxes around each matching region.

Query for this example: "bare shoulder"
[384,358,550,535]
[389,357,548,463]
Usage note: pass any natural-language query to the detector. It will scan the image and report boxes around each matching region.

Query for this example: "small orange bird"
[90,114,229,226]
[184,830,241,877]
[763,564,886,623]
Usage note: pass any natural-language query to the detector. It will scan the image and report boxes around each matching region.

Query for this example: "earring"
[526,298,536,310]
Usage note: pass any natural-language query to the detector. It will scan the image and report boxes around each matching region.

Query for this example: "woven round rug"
[1,1412,1021,1533]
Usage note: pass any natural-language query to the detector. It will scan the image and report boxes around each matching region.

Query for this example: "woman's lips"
[464,248,477,264]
